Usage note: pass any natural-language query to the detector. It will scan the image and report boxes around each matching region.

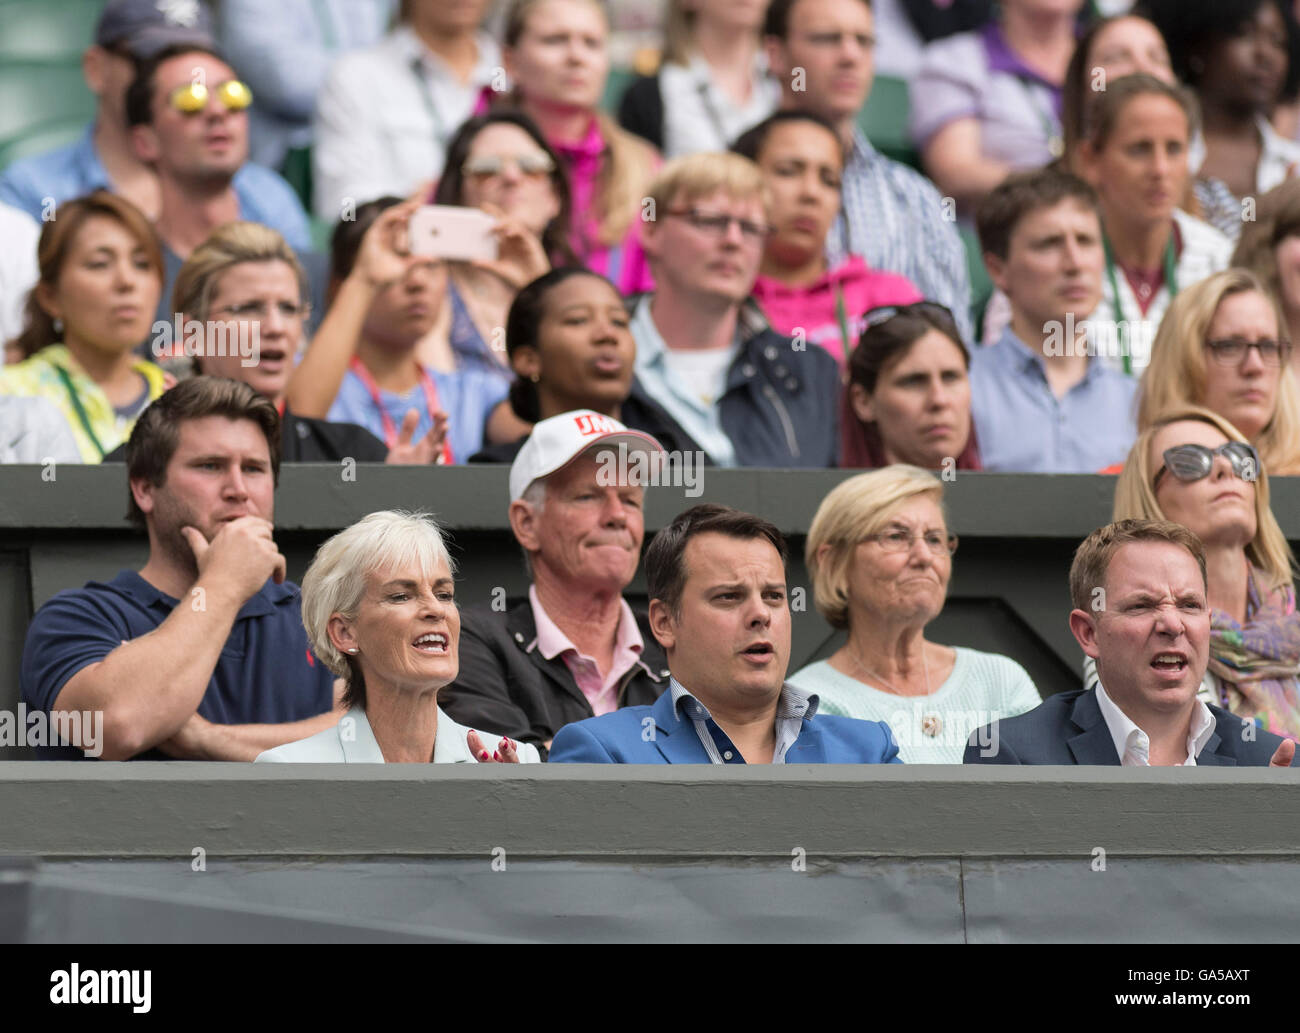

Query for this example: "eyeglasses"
[1152,441,1260,490]
[462,153,556,179]
[1204,336,1292,366]
[863,530,958,556]
[664,209,773,243]
[167,79,253,115]
[214,300,311,321]
[862,301,960,332]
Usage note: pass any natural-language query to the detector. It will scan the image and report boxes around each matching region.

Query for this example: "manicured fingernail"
[493,751,501,761]
[480,750,489,760]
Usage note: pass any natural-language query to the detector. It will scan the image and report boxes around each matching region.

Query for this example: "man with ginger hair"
[966,518,1296,766]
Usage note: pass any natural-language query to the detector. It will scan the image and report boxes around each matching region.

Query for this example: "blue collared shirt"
[669,677,819,764]
[829,128,973,344]
[969,327,1137,472]
[0,124,311,252]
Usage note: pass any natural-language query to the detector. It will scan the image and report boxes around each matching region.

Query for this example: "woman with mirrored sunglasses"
[1139,267,1300,475]
[430,111,574,395]
[1112,404,1300,739]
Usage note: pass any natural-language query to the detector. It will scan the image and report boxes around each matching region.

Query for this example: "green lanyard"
[1102,231,1179,376]
[834,281,854,371]
[311,0,337,50]
[54,364,106,460]
[1019,77,1063,159]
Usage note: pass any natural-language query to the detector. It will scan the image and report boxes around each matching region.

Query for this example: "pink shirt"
[752,255,923,369]
[528,584,644,716]
[551,117,655,296]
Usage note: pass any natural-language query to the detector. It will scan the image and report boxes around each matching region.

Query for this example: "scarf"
[1207,564,1300,741]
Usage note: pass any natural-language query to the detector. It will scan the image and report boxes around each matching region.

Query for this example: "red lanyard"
[349,357,454,464]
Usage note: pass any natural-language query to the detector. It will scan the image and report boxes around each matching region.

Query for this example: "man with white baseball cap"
[439,410,672,757]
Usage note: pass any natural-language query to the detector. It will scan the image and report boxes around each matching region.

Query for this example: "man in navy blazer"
[549,504,900,764]
[965,519,1297,767]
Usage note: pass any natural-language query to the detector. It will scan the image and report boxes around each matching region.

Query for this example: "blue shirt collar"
[668,676,819,723]
[109,569,297,620]
[995,325,1105,387]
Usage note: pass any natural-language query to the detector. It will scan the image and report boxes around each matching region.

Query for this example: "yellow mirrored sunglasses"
[167,79,253,115]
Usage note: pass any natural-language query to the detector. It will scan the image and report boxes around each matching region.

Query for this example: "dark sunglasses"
[1152,441,1261,490]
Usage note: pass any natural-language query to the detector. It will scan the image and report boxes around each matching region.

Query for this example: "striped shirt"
[828,129,974,343]
[669,677,818,764]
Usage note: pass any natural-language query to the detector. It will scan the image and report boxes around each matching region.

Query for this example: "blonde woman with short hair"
[1138,267,1300,475]
[787,467,1040,762]
[1112,405,1300,738]
[258,510,541,763]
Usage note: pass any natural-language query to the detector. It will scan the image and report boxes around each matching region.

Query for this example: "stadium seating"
[859,74,919,170]
[0,0,101,60]
[0,60,94,160]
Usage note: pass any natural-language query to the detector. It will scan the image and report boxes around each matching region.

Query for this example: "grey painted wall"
[3,764,1300,942]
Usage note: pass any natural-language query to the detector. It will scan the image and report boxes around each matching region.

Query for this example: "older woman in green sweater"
[787,466,1041,762]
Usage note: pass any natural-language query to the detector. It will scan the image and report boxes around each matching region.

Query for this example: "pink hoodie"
[752,255,923,368]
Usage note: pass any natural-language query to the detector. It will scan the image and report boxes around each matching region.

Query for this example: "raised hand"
[466,729,522,764]
[354,198,423,291]
[472,203,551,289]
[1270,737,1296,768]
[384,408,450,465]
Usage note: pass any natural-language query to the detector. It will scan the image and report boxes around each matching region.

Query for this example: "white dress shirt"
[1094,680,1217,767]
[255,703,541,763]
[312,26,501,219]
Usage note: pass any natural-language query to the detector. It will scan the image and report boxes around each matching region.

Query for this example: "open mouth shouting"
[1150,650,1188,679]
[413,631,450,655]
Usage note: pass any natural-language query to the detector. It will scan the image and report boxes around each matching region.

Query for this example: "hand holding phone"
[408,205,499,262]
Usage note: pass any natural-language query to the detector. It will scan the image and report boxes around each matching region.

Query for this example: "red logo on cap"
[574,413,618,436]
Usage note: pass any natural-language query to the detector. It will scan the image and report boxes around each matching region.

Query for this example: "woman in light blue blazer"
[257,510,540,764]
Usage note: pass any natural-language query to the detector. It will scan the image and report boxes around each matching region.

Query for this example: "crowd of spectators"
[6,0,1300,767]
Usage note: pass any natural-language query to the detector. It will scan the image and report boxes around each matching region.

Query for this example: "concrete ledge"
[4,763,1300,860]
[0,467,1135,535]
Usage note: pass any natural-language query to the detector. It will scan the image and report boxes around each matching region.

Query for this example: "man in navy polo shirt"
[21,377,340,760]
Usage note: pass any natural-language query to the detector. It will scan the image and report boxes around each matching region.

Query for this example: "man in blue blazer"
[965,519,1297,767]
[549,504,900,764]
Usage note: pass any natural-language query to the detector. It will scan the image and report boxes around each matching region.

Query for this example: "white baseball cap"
[509,410,664,502]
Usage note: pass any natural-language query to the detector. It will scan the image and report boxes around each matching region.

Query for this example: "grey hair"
[516,478,547,576]
[300,510,456,706]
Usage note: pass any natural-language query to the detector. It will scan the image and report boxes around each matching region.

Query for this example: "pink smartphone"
[408,205,499,262]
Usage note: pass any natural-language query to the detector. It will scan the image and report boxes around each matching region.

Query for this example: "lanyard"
[694,78,730,150]
[54,365,107,460]
[349,357,454,463]
[310,0,337,50]
[833,281,854,372]
[411,58,447,147]
[1018,77,1063,159]
[1103,232,1178,375]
